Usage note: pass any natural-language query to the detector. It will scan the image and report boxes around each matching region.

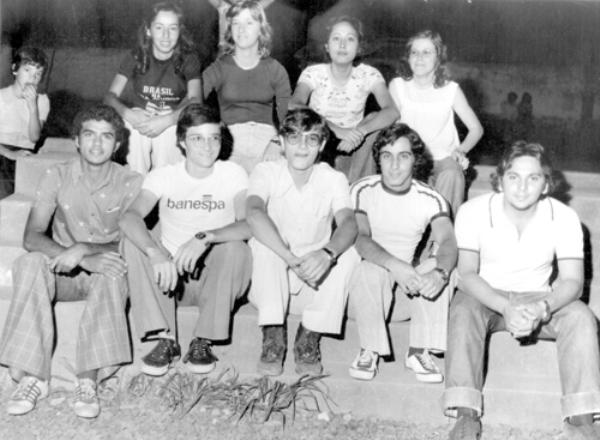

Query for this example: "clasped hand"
[503,300,547,338]
[288,249,333,288]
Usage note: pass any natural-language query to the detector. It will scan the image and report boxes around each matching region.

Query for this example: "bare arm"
[119,189,161,256]
[355,82,399,135]
[203,190,251,243]
[22,86,43,143]
[290,81,312,109]
[453,86,484,154]
[206,0,222,8]
[104,74,149,126]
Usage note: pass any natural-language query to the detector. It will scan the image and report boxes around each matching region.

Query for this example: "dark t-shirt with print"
[118,51,201,111]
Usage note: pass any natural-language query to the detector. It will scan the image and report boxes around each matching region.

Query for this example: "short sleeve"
[297,65,319,90]
[226,162,249,193]
[454,200,480,253]
[330,171,352,214]
[247,162,273,203]
[142,167,168,199]
[388,77,403,113]
[117,52,136,79]
[362,65,386,91]
[349,180,371,214]
[202,60,222,99]
[33,166,61,211]
[554,203,584,260]
[38,94,50,122]
[121,172,144,211]
[182,53,202,81]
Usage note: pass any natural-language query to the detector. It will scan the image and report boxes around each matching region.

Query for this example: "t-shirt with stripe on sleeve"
[351,175,450,262]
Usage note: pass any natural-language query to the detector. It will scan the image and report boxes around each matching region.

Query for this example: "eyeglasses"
[185,134,221,148]
[284,132,323,148]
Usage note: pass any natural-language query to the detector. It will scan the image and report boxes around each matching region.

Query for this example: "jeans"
[442,290,600,419]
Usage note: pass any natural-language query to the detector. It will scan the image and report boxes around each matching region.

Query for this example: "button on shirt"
[248,160,351,256]
[34,158,143,247]
[455,192,583,293]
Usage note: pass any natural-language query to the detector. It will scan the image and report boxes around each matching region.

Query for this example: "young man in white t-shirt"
[443,142,600,440]
[246,108,358,376]
[120,104,252,376]
[348,122,457,382]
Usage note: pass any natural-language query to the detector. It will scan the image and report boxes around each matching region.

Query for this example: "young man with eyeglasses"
[246,107,359,376]
[120,103,252,376]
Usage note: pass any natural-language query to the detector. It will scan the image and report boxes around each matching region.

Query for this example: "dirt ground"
[0,369,569,440]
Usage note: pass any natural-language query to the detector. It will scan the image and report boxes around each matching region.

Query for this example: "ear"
[542,181,549,195]
[146,28,151,37]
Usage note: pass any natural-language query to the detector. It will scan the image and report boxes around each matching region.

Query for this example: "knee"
[212,241,251,262]
[559,302,598,337]
[448,292,486,337]
[13,252,48,272]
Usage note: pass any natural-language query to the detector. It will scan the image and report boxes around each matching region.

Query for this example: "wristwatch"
[433,267,450,283]
[322,247,338,265]
[194,231,207,241]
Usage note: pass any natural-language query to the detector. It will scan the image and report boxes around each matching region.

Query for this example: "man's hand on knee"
[417,269,447,299]
[173,237,209,275]
[80,252,127,278]
[147,248,178,292]
[50,243,90,273]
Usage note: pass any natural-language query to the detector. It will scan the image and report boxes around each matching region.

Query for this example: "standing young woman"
[389,30,483,215]
[290,16,398,183]
[105,1,201,174]
[202,0,291,173]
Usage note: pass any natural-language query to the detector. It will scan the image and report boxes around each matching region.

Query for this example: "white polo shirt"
[351,176,450,262]
[455,192,583,293]
[248,159,351,256]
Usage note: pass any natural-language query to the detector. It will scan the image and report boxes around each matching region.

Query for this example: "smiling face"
[180,123,222,170]
[76,119,120,167]
[148,10,181,60]
[326,21,359,65]
[13,63,44,90]
[282,129,325,172]
[408,37,438,80]
[500,155,548,213]
[379,137,415,192]
[231,8,261,52]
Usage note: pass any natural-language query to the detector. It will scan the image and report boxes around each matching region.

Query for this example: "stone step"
[0,194,32,246]
[0,246,26,299]
[15,151,78,198]
[39,137,77,154]
[0,297,561,428]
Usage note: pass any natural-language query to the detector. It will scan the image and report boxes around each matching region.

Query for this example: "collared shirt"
[248,159,351,256]
[351,176,450,262]
[455,192,583,293]
[34,158,143,247]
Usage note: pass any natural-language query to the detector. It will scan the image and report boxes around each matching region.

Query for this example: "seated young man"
[246,107,359,377]
[347,122,457,382]
[0,104,142,418]
[0,47,50,199]
[443,142,600,440]
[120,103,251,377]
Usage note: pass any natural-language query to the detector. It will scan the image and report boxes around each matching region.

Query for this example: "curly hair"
[221,1,272,58]
[324,15,365,66]
[12,46,48,74]
[176,103,232,161]
[490,141,555,195]
[132,1,196,77]
[401,30,450,88]
[372,122,433,183]
[71,104,127,146]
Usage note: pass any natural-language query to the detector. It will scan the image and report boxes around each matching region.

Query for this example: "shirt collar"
[71,158,117,192]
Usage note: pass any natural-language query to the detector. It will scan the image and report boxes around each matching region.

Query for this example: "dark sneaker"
[141,338,181,376]
[257,325,286,376]
[183,338,218,374]
[293,323,323,376]
[448,415,482,440]
[563,420,600,440]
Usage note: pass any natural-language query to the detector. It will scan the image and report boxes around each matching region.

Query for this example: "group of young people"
[0,1,598,439]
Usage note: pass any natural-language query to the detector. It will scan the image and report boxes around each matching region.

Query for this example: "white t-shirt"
[388,77,459,160]
[143,160,248,254]
[455,192,583,293]
[248,159,351,255]
[298,63,385,129]
[351,175,450,262]
[0,86,50,149]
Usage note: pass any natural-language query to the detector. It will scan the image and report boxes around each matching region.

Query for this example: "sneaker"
[294,323,323,376]
[563,420,600,440]
[73,378,100,418]
[183,338,218,374]
[141,338,181,376]
[7,376,48,415]
[448,414,482,440]
[405,350,443,383]
[257,325,286,376]
[349,349,378,381]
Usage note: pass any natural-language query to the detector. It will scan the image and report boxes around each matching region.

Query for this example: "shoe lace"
[188,339,217,362]
[12,377,42,402]
[75,380,97,403]
[414,351,436,371]
[150,338,176,359]
[357,349,376,366]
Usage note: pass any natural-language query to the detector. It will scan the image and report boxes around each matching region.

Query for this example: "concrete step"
[0,194,33,247]
[0,297,560,428]
[0,246,26,300]
[39,137,77,154]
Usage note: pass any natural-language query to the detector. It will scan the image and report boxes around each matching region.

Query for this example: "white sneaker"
[349,349,378,381]
[405,351,443,383]
[7,376,48,415]
[73,378,100,418]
